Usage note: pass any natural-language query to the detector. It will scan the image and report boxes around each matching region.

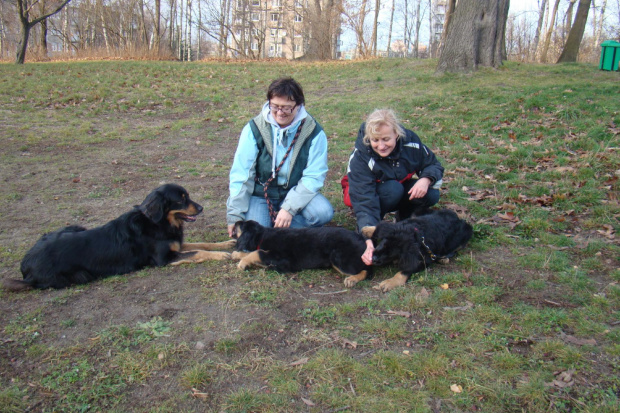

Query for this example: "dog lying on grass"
[3,184,234,291]
[362,209,473,292]
[231,220,372,288]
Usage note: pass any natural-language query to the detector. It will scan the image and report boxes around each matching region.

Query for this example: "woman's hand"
[361,239,374,266]
[408,177,431,200]
[227,224,235,238]
[274,209,293,228]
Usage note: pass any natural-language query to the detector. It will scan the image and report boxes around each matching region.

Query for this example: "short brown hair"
[363,109,405,145]
[267,77,305,106]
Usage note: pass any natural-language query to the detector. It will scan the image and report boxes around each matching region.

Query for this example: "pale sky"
[340,0,544,52]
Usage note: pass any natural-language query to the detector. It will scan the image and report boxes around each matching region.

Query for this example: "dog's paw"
[213,252,231,260]
[231,251,246,260]
[374,273,408,293]
[220,239,237,249]
[344,276,359,288]
[237,260,249,270]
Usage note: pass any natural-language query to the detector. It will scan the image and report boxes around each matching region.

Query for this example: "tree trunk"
[539,0,560,62]
[438,0,456,56]
[436,0,509,73]
[594,0,607,45]
[371,0,380,56]
[413,0,421,58]
[557,0,592,62]
[532,0,547,60]
[387,0,395,55]
[15,0,71,64]
[40,18,48,58]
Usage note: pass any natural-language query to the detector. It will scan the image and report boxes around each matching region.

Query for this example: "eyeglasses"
[269,103,297,114]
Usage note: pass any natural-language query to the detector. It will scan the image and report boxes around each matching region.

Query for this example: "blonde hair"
[363,109,406,145]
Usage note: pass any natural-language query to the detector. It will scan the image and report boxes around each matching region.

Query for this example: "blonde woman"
[346,109,444,265]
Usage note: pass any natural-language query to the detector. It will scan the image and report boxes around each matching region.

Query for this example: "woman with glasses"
[345,109,444,265]
[226,77,334,237]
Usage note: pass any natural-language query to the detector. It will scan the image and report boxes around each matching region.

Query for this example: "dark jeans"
[376,179,440,220]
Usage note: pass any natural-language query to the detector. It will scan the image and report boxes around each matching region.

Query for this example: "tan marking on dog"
[237,250,266,270]
[361,226,376,238]
[167,210,183,228]
[181,240,236,252]
[231,251,250,260]
[170,241,182,252]
[437,258,450,265]
[170,251,231,266]
[342,270,368,288]
[376,272,408,292]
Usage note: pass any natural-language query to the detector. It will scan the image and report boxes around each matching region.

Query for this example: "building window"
[272,0,282,6]
[294,44,302,52]
[294,14,302,22]
[295,0,303,7]
[294,31,302,38]
[252,0,260,5]
[271,13,279,22]
[251,13,259,21]
[251,43,258,50]
[271,29,278,37]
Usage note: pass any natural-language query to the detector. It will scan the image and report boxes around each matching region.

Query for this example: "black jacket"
[347,123,444,231]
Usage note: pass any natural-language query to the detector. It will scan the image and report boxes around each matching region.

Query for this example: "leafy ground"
[0,59,618,412]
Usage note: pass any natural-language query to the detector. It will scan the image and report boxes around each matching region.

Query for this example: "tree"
[15,0,72,64]
[539,0,560,62]
[557,0,592,62]
[436,0,509,73]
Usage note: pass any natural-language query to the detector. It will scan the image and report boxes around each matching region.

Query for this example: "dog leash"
[262,119,306,225]
[413,226,451,261]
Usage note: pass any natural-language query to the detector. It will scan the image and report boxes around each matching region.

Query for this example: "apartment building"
[230,0,308,59]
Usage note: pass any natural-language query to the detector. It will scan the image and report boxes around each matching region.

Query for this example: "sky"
[339,0,543,52]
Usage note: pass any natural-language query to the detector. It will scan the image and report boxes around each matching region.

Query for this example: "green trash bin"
[599,40,620,71]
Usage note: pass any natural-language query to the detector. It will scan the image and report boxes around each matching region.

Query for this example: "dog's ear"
[361,226,376,238]
[139,190,165,223]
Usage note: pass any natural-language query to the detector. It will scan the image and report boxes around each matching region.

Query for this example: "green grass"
[0,59,618,412]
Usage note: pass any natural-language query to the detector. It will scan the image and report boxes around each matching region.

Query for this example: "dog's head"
[233,220,264,251]
[363,223,408,266]
[139,184,203,227]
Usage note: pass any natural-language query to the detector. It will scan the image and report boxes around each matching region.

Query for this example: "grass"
[0,58,618,412]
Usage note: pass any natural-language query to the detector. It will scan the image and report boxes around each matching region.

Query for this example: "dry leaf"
[191,388,209,399]
[440,283,449,290]
[387,310,412,318]
[289,358,309,367]
[301,397,315,406]
[450,384,463,393]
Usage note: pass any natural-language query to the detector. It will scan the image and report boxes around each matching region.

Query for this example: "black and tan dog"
[231,220,372,288]
[362,209,473,292]
[3,184,234,291]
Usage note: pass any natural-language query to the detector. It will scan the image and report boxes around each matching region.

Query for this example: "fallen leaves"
[546,369,576,389]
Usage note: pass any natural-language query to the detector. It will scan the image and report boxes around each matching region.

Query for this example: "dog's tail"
[2,278,33,292]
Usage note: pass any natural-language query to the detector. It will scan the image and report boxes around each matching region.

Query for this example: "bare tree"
[437,0,509,73]
[539,0,561,62]
[386,0,395,54]
[532,0,548,60]
[557,0,592,62]
[371,0,380,56]
[15,0,72,64]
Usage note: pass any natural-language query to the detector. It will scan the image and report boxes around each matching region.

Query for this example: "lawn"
[0,58,618,412]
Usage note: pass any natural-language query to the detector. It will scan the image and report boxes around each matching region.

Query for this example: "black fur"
[5,184,205,291]
[370,209,473,281]
[233,220,372,281]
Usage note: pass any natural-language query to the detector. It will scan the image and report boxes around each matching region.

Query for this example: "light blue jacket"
[226,102,328,225]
